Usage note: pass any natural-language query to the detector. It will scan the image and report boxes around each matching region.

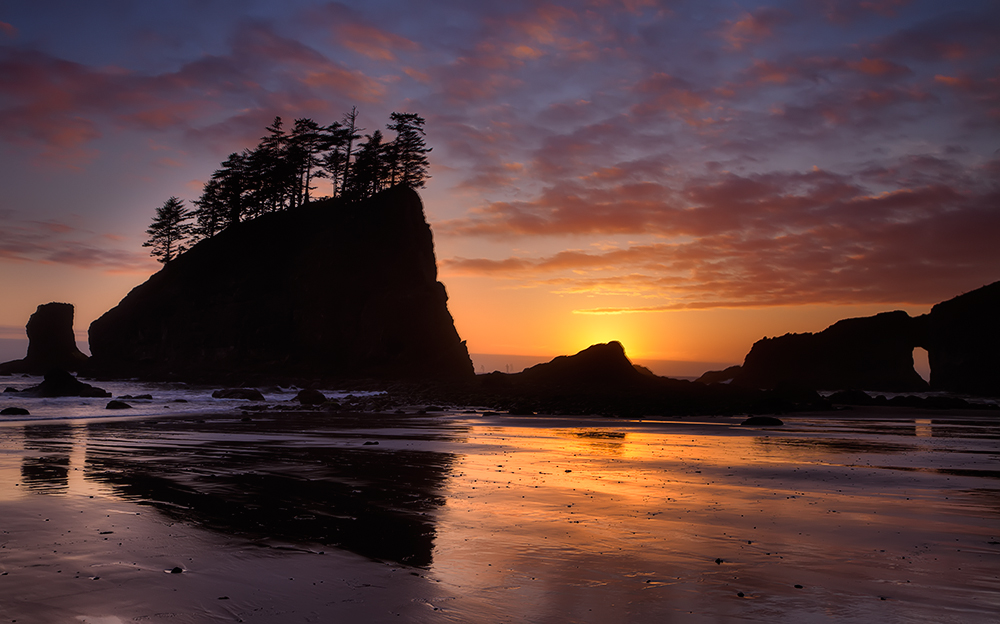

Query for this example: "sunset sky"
[1,0,997,375]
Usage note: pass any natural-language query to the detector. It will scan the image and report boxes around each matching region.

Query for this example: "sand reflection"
[431,413,1000,622]
[1,411,998,622]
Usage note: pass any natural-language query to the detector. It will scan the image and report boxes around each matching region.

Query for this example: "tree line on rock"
[143,109,430,264]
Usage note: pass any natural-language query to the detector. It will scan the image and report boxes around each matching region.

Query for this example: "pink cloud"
[0,218,153,273]
[0,22,387,165]
[0,21,16,38]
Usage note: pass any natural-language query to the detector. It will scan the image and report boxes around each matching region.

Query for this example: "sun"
[564,313,645,360]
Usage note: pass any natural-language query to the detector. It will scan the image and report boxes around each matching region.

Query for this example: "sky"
[0,0,997,375]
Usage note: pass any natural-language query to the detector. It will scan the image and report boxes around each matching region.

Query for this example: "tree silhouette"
[143,196,193,264]
[188,107,433,238]
[339,106,363,196]
[387,112,431,189]
[290,117,326,206]
[345,130,388,201]
[191,179,226,241]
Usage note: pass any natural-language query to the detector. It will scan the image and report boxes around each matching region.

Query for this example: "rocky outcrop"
[516,341,646,391]
[925,281,1000,395]
[464,342,801,417]
[87,186,473,382]
[732,310,928,392]
[20,370,110,398]
[695,365,742,385]
[0,303,88,374]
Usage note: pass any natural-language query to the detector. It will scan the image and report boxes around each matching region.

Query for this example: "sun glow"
[565,313,645,359]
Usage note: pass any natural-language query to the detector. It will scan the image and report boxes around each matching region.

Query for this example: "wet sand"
[1,408,998,622]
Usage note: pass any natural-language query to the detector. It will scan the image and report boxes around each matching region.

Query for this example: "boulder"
[106,400,132,409]
[1,407,30,416]
[733,311,928,392]
[0,303,89,374]
[741,416,784,426]
[21,369,110,398]
[87,187,473,382]
[295,388,326,405]
[213,388,265,401]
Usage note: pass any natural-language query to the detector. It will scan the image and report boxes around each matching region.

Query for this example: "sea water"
[0,374,382,422]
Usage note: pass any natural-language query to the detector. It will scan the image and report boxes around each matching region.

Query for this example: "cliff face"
[733,310,929,392]
[0,302,89,374]
[88,186,473,381]
[925,281,1000,395]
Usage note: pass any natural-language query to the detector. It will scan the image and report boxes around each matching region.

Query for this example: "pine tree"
[345,130,387,200]
[289,118,326,205]
[339,106,363,194]
[387,112,431,188]
[143,196,193,264]
[191,179,227,241]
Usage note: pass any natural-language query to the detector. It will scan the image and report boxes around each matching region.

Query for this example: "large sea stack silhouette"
[88,186,473,381]
[925,280,1000,395]
[696,280,1000,395]
[732,310,929,392]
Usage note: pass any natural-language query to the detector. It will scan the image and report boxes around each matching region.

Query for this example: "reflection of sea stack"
[88,186,473,382]
[0,302,89,375]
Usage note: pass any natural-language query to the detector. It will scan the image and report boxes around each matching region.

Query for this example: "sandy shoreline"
[1,408,998,622]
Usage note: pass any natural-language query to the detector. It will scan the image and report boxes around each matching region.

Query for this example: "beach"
[1,407,998,623]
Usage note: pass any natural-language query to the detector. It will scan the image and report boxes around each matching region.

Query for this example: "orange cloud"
[333,22,419,62]
[847,57,911,77]
[437,154,999,308]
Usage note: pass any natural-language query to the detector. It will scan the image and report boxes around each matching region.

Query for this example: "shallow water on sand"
[0,374,383,421]
[0,409,997,622]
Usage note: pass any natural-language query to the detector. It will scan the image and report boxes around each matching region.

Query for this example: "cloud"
[0,217,154,273]
[440,157,1000,307]
[869,8,1000,62]
[333,21,420,62]
[722,8,793,50]
[819,0,913,24]
[0,22,386,165]
[0,21,16,38]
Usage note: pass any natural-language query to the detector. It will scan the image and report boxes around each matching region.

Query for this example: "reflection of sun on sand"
[432,412,1000,622]
[0,409,998,622]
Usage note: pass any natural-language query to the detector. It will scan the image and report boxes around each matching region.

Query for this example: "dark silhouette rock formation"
[516,342,646,391]
[87,186,473,382]
[20,369,110,398]
[731,311,928,392]
[460,342,805,417]
[741,416,783,426]
[698,280,1000,395]
[924,281,1000,396]
[212,388,265,401]
[695,365,742,385]
[0,302,88,374]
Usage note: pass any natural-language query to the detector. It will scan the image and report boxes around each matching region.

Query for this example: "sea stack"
[0,302,89,374]
[87,186,474,382]
[730,310,928,392]
[925,281,1000,396]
